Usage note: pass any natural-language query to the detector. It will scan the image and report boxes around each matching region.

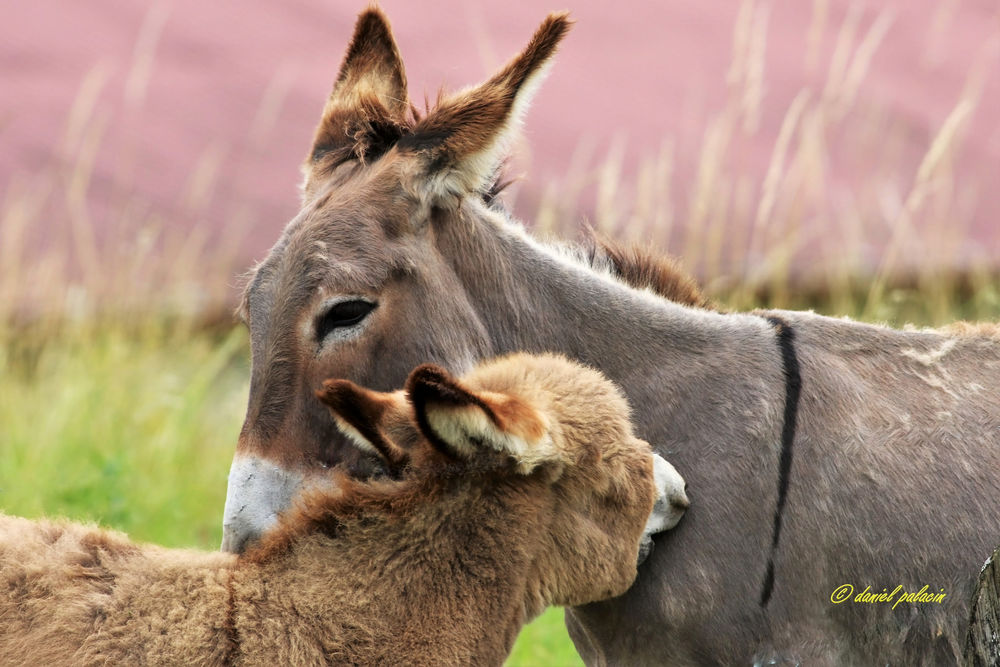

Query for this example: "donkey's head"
[283,353,688,605]
[223,9,572,552]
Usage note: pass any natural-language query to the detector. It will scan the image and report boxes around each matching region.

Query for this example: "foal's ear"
[317,379,409,468]
[405,364,555,473]
[308,8,410,169]
[399,12,572,202]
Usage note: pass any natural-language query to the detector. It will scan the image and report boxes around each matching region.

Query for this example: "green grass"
[509,608,583,666]
[0,322,246,548]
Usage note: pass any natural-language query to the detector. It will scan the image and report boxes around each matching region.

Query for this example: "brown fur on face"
[1,353,683,666]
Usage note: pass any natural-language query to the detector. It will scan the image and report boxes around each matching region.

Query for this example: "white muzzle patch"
[220,455,305,553]
[637,453,689,564]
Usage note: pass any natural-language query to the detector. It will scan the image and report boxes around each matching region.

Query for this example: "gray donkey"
[221,9,1000,665]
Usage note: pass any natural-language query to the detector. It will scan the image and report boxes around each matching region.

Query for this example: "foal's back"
[0,514,232,665]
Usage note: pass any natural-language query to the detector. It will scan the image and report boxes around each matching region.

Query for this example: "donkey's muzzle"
[637,453,688,565]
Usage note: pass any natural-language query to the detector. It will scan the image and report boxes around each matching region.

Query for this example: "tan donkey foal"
[0,353,687,665]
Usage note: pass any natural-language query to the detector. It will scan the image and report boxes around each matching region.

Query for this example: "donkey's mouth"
[318,426,397,480]
[341,455,397,480]
[637,454,688,565]
[221,436,398,553]
[221,454,306,553]
[647,453,689,533]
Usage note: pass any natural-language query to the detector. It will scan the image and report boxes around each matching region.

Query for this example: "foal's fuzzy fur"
[0,354,686,665]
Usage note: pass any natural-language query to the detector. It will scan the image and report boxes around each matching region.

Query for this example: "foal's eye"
[315,299,377,341]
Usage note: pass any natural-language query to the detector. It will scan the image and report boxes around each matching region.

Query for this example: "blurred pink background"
[3,1,999,284]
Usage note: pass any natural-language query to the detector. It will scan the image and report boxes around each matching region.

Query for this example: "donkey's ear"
[308,8,409,169]
[398,12,572,202]
[317,379,409,468]
[405,364,555,473]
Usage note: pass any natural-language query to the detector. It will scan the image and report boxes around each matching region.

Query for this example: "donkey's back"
[570,312,1000,666]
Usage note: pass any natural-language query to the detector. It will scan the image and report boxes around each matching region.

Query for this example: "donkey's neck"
[442,201,774,386]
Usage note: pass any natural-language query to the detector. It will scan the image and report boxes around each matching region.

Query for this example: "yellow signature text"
[830,584,946,610]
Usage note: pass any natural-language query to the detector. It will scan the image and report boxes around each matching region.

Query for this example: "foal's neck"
[244,483,542,664]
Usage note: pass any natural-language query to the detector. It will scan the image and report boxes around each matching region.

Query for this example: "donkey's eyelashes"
[315,299,377,342]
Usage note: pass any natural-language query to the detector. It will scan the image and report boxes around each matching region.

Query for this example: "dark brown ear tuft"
[317,379,409,468]
[308,8,411,171]
[334,9,408,114]
[490,11,572,96]
[398,12,573,199]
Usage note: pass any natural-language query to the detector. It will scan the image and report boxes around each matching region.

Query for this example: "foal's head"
[254,354,688,607]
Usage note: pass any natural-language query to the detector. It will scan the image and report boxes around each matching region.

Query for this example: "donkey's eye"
[315,300,377,341]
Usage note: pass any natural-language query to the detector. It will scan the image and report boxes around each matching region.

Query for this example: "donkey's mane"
[578,234,713,309]
[485,193,711,309]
